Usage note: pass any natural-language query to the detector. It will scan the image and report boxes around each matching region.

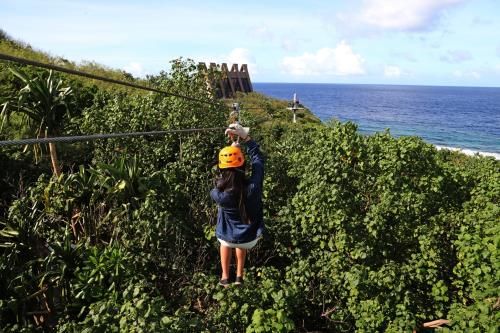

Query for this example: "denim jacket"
[210,139,265,243]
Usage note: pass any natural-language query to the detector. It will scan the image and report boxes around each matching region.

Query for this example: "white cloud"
[225,48,258,74]
[453,70,480,79]
[226,48,254,65]
[384,65,402,78]
[123,62,145,77]
[338,0,465,32]
[281,41,365,76]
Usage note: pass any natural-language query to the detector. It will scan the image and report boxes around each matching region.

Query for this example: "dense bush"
[0,46,498,332]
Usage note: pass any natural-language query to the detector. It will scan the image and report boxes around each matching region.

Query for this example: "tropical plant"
[1,68,73,176]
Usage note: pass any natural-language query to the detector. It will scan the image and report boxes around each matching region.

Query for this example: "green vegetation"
[1,67,73,176]
[0,34,498,332]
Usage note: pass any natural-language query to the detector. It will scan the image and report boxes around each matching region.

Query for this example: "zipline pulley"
[230,103,240,125]
[227,103,250,145]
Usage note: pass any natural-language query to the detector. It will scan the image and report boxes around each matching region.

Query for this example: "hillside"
[0,29,148,95]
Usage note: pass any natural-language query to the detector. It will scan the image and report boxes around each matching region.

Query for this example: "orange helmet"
[218,146,244,169]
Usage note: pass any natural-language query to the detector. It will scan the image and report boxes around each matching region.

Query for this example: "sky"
[1,0,500,86]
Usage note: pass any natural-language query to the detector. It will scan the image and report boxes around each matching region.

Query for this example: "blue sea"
[253,83,500,159]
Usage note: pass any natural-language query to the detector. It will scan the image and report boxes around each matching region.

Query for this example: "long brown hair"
[216,167,250,224]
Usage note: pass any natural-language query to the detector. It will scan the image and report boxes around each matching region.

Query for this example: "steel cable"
[0,53,293,147]
[0,116,275,147]
[0,127,227,147]
[0,53,221,106]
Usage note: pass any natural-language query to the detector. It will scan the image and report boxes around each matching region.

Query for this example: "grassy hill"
[0,29,146,95]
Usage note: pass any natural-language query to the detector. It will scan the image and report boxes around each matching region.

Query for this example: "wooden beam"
[231,63,245,94]
[240,64,253,92]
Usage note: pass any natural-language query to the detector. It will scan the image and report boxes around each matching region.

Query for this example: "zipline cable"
[0,127,227,147]
[0,54,296,116]
[0,53,292,148]
[0,53,220,107]
[0,114,274,147]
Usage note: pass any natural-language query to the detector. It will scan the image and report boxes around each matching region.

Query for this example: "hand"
[225,123,249,140]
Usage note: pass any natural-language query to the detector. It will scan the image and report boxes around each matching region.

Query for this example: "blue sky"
[1,0,499,86]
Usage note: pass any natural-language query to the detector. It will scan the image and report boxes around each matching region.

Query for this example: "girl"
[210,123,265,287]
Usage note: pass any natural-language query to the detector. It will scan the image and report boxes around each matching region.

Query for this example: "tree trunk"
[48,142,61,177]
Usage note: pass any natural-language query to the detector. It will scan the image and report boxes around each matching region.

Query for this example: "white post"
[293,92,298,123]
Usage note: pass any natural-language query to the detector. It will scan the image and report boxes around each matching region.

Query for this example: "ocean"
[253,83,500,159]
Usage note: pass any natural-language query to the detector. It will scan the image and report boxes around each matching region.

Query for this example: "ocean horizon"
[253,82,500,160]
[256,82,500,89]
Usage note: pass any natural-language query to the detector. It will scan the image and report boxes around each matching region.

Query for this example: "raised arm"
[224,123,265,190]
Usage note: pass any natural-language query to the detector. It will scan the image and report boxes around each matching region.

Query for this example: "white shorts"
[217,237,261,249]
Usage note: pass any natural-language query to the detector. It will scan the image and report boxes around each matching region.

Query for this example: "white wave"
[435,145,500,160]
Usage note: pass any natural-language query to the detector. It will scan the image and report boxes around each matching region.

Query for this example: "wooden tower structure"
[199,62,253,98]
